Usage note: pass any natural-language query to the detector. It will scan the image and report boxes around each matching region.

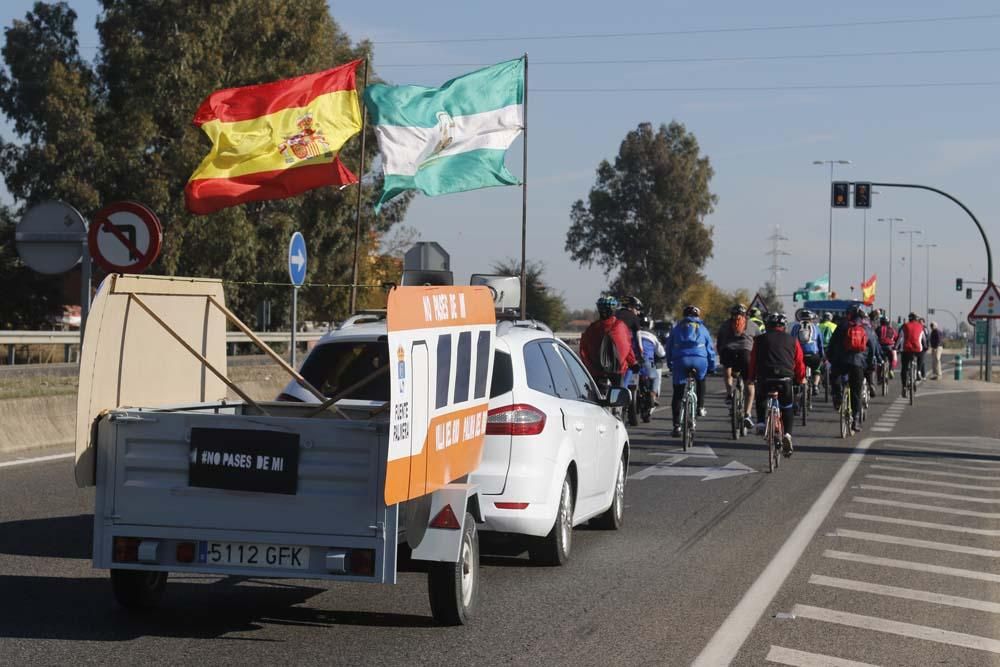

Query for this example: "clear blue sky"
[4,1,999,327]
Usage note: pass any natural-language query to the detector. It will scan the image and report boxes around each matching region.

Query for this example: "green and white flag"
[363,58,524,210]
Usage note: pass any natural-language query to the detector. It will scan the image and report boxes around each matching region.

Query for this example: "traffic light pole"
[872,182,994,381]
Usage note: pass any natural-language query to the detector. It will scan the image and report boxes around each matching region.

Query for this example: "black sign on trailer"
[189,428,300,495]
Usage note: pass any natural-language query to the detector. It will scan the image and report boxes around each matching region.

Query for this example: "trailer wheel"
[110,569,167,610]
[427,512,479,625]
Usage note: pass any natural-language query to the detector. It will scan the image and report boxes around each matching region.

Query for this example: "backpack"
[732,315,747,336]
[878,325,897,347]
[599,333,620,374]
[796,322,815,346]
[845,322,868,353]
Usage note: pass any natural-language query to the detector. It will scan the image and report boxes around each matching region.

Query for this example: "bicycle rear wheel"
[766,414,776,473]
[840,388,851,438]
[800,386,807,427]
[730,380,740,440]
[682,396,695,451]
[909,361,916,405]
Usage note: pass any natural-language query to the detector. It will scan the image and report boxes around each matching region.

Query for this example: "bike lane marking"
[0,451,73,469]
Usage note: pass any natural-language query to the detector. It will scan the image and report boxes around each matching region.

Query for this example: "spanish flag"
[862,273,877,306]
[185,61,362,215]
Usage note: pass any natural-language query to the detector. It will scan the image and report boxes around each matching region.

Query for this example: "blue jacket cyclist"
[667,305,717,437]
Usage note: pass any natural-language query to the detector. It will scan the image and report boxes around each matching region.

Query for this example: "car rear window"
[299,341,390,401]
[490,350,514,398]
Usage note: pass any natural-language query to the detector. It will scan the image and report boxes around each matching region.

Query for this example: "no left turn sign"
[88,201,163,273]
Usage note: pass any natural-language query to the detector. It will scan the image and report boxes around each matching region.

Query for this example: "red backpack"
[845,321,868,353]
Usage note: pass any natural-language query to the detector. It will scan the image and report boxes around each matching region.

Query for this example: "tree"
[759,282,783,315]
[566,121,717,317]
[491,259,569,331]
[0,1,409,329]
[676,278,750,332]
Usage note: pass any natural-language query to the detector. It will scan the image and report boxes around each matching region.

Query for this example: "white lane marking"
[869,464,1000,480]
[0,452,73,469]
[844,512,1000,536]
[824,549,1000,582]
[859,484,1000,504]
[871,428,893,433]
[791,603,1000,654]
[853,496,1000,518]
[866,474,1000,492]
[881,443,1000,457]
[878,458,1000,471]
[765,645,880,667]
[832,528,1000,557]
[809,574,1000,614]
[690,437,875,667]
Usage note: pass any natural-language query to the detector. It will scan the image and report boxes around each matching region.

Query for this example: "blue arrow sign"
[288,232,307,287]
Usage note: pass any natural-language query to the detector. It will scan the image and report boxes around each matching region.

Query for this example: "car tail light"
[176,542,196,563]
[429,504,462,530]
[113,537,140,563]
[486,404,546,436]
[494,502,529,510]
[349,549,375,577]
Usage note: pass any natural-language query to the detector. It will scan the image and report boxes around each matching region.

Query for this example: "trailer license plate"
[199,541,309,569]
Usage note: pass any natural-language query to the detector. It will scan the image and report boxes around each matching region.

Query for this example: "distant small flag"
[185,61,363,215]
[862,273,877,305]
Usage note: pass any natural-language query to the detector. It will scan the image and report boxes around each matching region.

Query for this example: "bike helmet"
[766,313,788,329]
[621,295,643,310]
[683,304,701,318]
[879,316,889,326]
[596,295,619,318]
[730,303,747,316]
[822,311,833,322]
[639,314,653,330]
[869,308,881,320]
[798,309,815,322]
[908,312,918,321]
[748,307,762,319]
[847,304,864,318]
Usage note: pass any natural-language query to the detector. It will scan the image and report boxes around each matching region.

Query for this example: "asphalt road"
[2,369,998,666]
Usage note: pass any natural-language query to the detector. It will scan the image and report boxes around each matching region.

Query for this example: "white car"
[278,317,630,566]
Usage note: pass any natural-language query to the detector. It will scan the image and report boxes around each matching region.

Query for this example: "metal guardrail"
[0,330,326,345]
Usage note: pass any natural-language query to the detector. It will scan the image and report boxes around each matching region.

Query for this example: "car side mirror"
[603,387,631,408]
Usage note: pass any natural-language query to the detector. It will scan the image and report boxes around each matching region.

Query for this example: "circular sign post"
[288,232,307,367]
[88,201,162,274]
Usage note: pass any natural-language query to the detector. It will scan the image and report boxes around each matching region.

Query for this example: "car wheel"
[529,475,574,566]
[591,453,625,530]
[427,511,479,625]
[110,569,167,611]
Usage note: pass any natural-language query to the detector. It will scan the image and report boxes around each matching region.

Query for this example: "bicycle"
[906,356,917,406]
[637,374,654,424]
[877,357,889,397]
[762,385,786,473]
[795,382,808,427]
[839,377,853,439]
[860,377,869,423]
[730,371,746,440]
[820,361,830,403]
[680,368,698,452]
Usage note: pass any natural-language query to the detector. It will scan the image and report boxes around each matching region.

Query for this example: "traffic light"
[831,182,850,208]
[956,278,963,291]
[854,182,872,208]
[967,287,974,299]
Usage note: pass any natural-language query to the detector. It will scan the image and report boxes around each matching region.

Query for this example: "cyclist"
[897,312,926,398]
[748,313,805,456]
[667,305,717,437]
[859,308,884,395]
[790,309,824,397]
[638,315,666,405]
[580,296,638,389]
[716,303,758,432]
[876,315,898,379]
[818,311,837,350]
[749,307,766,333]
[828,305,877,432]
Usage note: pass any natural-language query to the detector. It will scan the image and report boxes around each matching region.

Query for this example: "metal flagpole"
[519,53,528,319]
[350,59,369,315]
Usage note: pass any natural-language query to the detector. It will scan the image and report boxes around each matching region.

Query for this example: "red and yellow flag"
[862,273,877,306]
[185,61,362,215]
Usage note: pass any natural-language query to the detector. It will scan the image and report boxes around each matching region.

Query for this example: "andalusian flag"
[364,58,524,210]
[862,274,877,306]
[185,61,362,215]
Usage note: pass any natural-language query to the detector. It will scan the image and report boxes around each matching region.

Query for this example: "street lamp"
[899,229,923,313]
[876,217,904,321]
[813,159,852,294]
[917,242,938,316]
